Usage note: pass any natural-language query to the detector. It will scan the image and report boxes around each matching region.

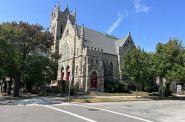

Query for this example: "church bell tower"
[50,2,76,54]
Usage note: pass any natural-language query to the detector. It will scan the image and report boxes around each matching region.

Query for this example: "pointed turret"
[64,1,70,14]
[74,19,77,29]
[57,1,60,11]
[125,32,132,43]
[66,0,69,8]
[73,9,76,20]
[56,2,60,20]
[127,32,131,37]
[80,25,85,39]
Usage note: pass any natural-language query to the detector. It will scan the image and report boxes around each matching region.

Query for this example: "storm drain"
[88,108,99,111]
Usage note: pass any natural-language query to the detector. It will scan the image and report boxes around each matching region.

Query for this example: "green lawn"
[88,91,150,96]
[70,91,152,103]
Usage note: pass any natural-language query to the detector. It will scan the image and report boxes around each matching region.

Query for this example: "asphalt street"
[0,100,185,122]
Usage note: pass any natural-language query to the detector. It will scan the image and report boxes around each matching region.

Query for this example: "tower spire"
[80,25,85,39]
[66,0,68,8]
[74,8,76,20]
[57,0,60,10]
[56,1,60,20]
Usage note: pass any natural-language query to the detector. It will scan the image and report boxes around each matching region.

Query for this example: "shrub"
[69,82,80,96]
[104,80,128,93]
[158,84,166,97]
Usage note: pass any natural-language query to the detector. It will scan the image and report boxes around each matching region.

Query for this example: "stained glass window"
[62,42,70,61]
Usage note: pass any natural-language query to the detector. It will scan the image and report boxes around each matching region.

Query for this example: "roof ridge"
[77,25,119,40]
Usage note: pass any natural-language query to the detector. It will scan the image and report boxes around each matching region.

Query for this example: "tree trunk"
[3,81,7,93]
[0,84,2,92]
[136,83,138,98]
[8,77,13,95]
[13,77,20,97]
[165,81,171,97]
[26,82,32,93]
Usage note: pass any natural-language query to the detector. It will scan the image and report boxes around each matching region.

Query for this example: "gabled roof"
[115,32,133,48]
[77,25,131,55]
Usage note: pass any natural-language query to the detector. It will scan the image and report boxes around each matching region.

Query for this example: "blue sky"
[0,0,185,52]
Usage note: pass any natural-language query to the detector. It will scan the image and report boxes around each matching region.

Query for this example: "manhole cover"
[125,105,132,107]
[144,110,150,113]
[88,108,99,111]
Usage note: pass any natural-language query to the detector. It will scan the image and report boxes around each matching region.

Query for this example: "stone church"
[50,4,136,92]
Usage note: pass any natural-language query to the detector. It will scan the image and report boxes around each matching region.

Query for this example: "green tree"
[0,24,22,94]
[122,47,157,97]
[122,48,143,97]
[155,39,185,95]
[24,54,57,92]
[140,52,156,92]
[0,21,54,97]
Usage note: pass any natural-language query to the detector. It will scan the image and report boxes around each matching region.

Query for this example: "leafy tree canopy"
[0,21,55,96]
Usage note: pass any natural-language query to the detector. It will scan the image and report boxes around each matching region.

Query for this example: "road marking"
[71,103,154,122]
[43,105,97,122]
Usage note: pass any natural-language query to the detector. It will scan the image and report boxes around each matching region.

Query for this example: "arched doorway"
[66,66,70,81]
[61,67,64,80]
[91,71,97,89]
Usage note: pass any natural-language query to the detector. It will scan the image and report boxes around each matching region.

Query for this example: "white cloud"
[134,0,150,13]
[107,12,124,34]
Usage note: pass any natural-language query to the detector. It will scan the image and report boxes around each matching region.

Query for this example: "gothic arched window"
[66,66,70,81]
[91,58,94,65]
[61,67,64,80]
[61,42,70,61]
[96,59,98,65]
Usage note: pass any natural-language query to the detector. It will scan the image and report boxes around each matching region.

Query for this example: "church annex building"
[50,4,136,92]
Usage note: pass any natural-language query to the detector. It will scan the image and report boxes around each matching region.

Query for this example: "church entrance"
[91,71,97,89]
[66,66,70,81]
[61,67,64,80]
[61,72,64,80]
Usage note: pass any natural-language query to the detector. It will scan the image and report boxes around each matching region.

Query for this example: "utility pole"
[67,77,71,102]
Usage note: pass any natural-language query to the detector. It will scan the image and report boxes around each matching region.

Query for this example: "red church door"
[66,72,70,81]
[91,71,97,89]
[61,72,64,80]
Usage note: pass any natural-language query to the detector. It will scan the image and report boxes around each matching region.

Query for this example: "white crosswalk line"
[43,105,97,122]
[71,103,154,122]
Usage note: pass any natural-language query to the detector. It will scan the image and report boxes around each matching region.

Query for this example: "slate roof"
[77,26,128,55]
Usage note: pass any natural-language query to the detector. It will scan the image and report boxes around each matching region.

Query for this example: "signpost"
[177,85,182,95]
